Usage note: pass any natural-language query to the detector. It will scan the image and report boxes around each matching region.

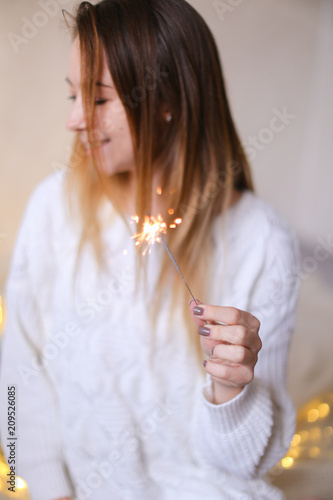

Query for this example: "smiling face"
[66,38,136,177]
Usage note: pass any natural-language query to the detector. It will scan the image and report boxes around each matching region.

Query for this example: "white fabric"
[0,173,300,500]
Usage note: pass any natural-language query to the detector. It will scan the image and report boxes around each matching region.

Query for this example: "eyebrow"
[65,77,113,89]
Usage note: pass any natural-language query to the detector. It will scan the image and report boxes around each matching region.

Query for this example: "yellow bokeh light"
[0,462,9,475]
[291,434,301,446]
[308,446,320,458]
[281,457,294,468]
[318,403,330,419]
[15,477,27,489]
[323,426,332,438]
[156,186,162,195]
[308,408,319,423]
[168,208,174,215]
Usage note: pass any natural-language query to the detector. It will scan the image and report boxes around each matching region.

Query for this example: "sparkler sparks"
[131,214,197,302]
[131,214,168,255]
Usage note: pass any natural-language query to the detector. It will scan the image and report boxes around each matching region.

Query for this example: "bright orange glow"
[156,186,162,195]
[132,215,167,255]
[132,214,183,255]
[168,208,174,215]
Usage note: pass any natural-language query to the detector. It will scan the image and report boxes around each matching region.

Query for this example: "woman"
[0,0,300,499]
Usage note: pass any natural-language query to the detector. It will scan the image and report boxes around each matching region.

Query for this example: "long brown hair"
[64,0,254,366]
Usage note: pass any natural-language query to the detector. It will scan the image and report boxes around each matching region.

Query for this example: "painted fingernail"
[209,346,214,356]
[193,306,204,316]
[202,360,207,368]
[198,326,210,337]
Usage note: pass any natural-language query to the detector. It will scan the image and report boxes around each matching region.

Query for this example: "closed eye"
[67,96,107,106]
[95,99,107,106]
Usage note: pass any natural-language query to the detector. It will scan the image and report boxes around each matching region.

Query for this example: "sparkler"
[131,214,197,302]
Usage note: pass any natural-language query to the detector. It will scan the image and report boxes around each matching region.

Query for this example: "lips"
[81,139,110,154]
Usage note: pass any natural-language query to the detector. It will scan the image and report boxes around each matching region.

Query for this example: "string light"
[0,448,29,498]
[308,409,319,423]
[281,457,294,468]
[277,392,333,472]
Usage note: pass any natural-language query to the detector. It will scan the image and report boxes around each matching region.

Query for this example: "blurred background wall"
[0,0,333,497]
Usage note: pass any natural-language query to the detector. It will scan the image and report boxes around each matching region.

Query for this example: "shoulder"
[211,191,301,310]
[227,191,294,244]
[22,173,66,222]
[17,173,71,249]
[226,191,301,323]
[225,190,299,266]
[9,174,68,278]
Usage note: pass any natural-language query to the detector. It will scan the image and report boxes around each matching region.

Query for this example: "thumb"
[189,298,206,327]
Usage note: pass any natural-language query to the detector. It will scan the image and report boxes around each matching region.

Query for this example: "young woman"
[0,1,300,499]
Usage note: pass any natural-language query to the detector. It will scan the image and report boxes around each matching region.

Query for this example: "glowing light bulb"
[318,403,330,418]
[281,457,294,468]
[15,477,27,489]
[291,434,301,446]
[308,408,319,423]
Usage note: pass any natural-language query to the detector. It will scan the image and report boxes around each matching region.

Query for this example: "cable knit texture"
[0,173,300,500]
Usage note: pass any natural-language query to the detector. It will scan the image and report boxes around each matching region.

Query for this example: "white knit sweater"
[0,173,300,500]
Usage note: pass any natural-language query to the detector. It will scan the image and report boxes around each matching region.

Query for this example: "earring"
[166,114,172,122]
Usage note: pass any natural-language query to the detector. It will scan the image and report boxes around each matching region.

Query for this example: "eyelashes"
[67,96,108,106]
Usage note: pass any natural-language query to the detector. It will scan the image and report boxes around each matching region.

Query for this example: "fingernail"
[193,306,204,316]
[188,298,199,306]
[198,326,210,337]
[202,360,207,368]
[209,346,214,356]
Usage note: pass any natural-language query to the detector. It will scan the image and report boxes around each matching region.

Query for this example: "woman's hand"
[190,300,262,404]
[53,497,72,500]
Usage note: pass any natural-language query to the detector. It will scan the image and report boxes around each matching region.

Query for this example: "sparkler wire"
[160,235,197,303]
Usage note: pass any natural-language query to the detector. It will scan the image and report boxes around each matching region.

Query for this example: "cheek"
[99,101,129,135]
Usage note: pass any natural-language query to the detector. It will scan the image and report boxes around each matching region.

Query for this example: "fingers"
[189,298,206,328]
[203,359,255,387]
[193,304,260,331]
[198,324,262,352]
[209,343,255,365]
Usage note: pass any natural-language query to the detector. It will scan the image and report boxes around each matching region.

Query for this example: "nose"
[66,94,86,131]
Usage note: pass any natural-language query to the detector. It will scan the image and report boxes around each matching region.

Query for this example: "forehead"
[68,37,113,85]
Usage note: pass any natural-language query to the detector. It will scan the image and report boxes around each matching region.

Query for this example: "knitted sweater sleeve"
[191,216,301,480]
[0,181,74,499]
